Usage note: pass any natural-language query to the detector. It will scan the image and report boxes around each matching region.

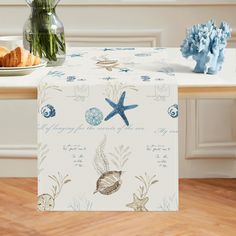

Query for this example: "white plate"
[0,61,47,76]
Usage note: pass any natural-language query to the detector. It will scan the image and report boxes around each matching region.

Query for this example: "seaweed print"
[38,172,71,211]
[69,198,93,211]
[38,83,62,112]
[38,143,49,175]
[126,173,158,211]
[157,193,178,211]
[93,136,130,195]
[104,82,138,103]
[109,145,131,171]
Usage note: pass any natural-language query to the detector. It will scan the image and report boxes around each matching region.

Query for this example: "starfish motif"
[104,91,138,126]
[119,68,131,73]
[126,194,149,211]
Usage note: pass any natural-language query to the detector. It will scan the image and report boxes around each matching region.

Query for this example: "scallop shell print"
[93,136,129,195]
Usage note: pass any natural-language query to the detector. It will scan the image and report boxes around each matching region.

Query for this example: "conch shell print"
[94,170,122,195]
[93,136,130,195]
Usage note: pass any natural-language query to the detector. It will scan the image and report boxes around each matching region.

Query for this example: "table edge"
[1,86,236,99]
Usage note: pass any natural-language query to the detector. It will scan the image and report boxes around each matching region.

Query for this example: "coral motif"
[41,104,56,118]
[69,198,93,211]
[168,104,178,118]
[93,136,130,195]
[38,172,71,211]
[104,91,138,126]
[157,193,178,211]
[104,82,138,103]
[38,143,49,175]
[181,20,231,74]
[109,145,131,171]
[85,107,103,126]
[126,173,158,212]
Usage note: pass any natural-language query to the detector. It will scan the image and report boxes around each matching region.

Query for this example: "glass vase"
[23,0,66,66]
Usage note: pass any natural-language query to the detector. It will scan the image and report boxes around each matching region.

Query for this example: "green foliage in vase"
[25,0,66,63]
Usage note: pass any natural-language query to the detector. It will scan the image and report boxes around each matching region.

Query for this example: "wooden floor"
[0,179,235,236]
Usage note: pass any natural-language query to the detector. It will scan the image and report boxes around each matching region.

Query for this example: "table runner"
[38,47,178,211]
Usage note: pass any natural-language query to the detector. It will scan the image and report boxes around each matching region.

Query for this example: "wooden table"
[0,48,236,99]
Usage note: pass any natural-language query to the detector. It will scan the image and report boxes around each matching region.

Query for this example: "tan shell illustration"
[38,193,55,211]
[94,136,131,196]
[96,59,119,71]
[94,171,122,195]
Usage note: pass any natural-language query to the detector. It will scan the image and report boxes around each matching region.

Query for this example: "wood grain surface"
[0,179,235,236]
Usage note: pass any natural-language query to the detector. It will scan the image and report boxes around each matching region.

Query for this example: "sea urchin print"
[41,104,56,118]
[85,107,103,126]
[168,104,178,118]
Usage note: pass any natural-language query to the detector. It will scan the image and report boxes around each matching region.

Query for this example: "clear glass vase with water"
[23,0,66,66]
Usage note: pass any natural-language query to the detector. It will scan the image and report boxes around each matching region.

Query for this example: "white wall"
[0,1,236,177]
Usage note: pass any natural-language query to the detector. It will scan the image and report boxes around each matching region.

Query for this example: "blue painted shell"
[168,104,178,118]
[41,104,56,118]
[85,107,103,126]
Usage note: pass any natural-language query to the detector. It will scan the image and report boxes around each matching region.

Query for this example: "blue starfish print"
[119,68,131,73]
[104,91,138,126]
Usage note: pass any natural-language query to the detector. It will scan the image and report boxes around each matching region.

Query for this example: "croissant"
[1,47,41,67]
[0,47,10,67]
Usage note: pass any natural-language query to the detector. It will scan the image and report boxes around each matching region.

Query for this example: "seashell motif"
[168,104,178,118]
[38,193,55,211]
[94,171,122,195]
[96,59,119,71]
[41,104,56,118]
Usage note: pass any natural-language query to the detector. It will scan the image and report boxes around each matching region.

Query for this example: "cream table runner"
[38,47,178,211]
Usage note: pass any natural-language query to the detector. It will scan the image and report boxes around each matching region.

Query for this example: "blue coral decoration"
[41,104,56,118]
[105,91,138,126]
[180,20,231,74]
[85,107,103,126]
[168,104,178,118]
